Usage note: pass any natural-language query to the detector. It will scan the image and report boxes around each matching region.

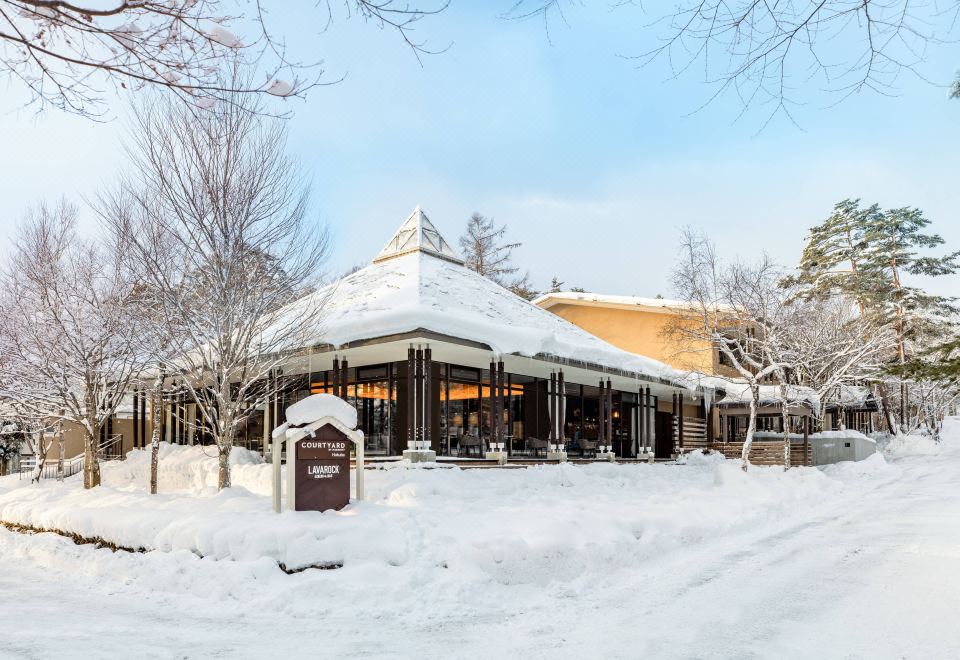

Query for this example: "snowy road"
[3,440,959,659]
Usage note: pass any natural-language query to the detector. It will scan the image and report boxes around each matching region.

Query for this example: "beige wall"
[547,302,734,376]
[37,417,153,460]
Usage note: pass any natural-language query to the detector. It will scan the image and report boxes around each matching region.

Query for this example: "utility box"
[810,432,877,466]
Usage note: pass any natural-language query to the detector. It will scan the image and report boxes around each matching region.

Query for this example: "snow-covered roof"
[533,291,691,312]
[827,385,875,408]
[373,207,463,266]
[718,382,820,411]
[285,208,688,388]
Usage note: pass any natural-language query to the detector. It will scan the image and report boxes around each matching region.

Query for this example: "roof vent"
[373,207,464,265]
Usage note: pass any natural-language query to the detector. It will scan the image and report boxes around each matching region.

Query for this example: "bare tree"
[460,213,520,282]
[786,295,896,429]
[1,0,447,117]
[0,199,144,488]
[100,89,329,490]
[670,228,791,470]
[511,1,959,122]
[459,212,537,298]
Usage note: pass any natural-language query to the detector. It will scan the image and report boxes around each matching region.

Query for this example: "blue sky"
[1,2,958,296]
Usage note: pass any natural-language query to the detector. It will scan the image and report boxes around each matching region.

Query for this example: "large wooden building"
[119,208,713,462]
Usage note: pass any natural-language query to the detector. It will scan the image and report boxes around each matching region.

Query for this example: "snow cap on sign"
[285,393,358,429]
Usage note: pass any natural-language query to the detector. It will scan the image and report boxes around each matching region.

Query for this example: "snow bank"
[100,444,271,495]
[884,432,940,456]
[820,452,897,481]
[0,446,867,576]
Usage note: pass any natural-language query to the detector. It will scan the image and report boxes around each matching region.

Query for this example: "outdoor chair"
[526,437,548,458]
[461,434,482,458]
[580,437,598,458]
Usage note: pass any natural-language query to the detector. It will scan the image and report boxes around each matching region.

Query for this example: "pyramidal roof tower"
[373,207,464,265]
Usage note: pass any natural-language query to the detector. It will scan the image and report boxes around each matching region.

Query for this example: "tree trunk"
[876,382,898,436]
[780,384,791,471]
[56,435,65,481]
[83,428,101,489]
[218,443,232,490]
[741,383,759,472]
[30,432,50,483]
[150,384,163,494]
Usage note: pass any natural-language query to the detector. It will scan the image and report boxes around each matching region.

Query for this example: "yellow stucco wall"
[546,302,724,374]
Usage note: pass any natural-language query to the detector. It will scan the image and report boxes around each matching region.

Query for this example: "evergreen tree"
[783,199,884,312]
[509,272,539,301]
[788,199,960,431]
[459,212,536,299]
[548,276,565,293]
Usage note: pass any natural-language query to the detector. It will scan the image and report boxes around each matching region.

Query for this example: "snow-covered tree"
[785,296,896,429]
[99,89,329,490]
[670,228,792,470]
[0,199,145,488]
[1,0,442,117]
[788,199,959,433]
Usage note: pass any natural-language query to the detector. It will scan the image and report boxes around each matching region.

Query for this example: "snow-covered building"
[130,208,709,460]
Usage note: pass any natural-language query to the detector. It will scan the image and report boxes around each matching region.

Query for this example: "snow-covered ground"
[2,420,959,659]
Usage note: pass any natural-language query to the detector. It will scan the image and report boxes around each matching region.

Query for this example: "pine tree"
[459,213,537,299]
[509,272,539,301]
[548,276,565,293]
[788,199,959,431]
[783,199,885,312]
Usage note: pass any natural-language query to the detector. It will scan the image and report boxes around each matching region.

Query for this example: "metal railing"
[19,434,125,481]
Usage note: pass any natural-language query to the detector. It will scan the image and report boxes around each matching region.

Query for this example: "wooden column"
[498,361,507,449]
[549,372,557,443]
[638,387,645,454]
[490,360,498,449]
[606,379,613,451]
[414,348,424,446]
[424,347,432,450]
[340,359,349,399]
[803,415,810,466]
[678,393,685,450]
[557,370,565,445]
[671,393,677,452]
[407,347,415,449]
[598,380,606,447]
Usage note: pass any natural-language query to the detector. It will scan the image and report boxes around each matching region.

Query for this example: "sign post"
[270,394,365,513]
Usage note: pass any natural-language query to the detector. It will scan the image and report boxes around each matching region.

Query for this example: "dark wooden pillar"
[491,360,500,449]
[498,361,507,448]
[424,347,432,449]
[606,379,613,450]
[638,387,645,453]
[406,347,415,448]
[414,348,424,445]
[547,372,559,444]
[598,379,606,447]
[557,370,565,444]
[678,393,685,450]
[803,414,810,466]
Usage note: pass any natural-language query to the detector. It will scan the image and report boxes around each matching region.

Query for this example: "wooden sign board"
[294,425,351,512]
